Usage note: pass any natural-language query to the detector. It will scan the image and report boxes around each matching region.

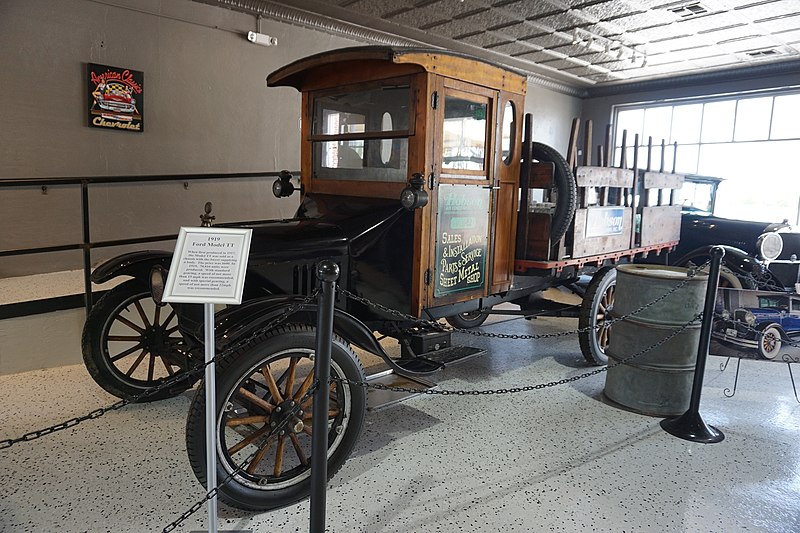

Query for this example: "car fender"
[673,244,760,279]
[91,250,284,298]
[90,250,173,284]
[755,321,787,340]
[212,294,388,360]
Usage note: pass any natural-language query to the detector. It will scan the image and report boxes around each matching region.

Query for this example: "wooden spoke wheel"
[185,324,366,511]
[81,279,197,401]
[579,267,617,365]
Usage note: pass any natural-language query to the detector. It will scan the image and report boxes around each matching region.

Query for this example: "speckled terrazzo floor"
[2,312,800,533]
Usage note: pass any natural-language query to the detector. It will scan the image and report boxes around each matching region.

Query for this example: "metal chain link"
[339,260,710,341]
[334,312,702,396]
[162,381,319,532]
[0,292,318,450]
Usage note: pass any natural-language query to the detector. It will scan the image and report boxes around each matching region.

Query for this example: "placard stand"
[162,216,252,533]
[203,302,218,533]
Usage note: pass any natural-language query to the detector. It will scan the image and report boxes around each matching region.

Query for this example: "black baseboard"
[0,291,107,320]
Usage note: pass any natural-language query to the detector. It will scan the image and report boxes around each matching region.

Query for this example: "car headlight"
[757,232,783,262]
[744,310,756,326]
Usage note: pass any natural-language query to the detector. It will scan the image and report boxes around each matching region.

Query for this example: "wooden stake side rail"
[513,241,678,274]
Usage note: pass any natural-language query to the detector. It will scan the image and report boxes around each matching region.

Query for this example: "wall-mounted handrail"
[1,171,298,315]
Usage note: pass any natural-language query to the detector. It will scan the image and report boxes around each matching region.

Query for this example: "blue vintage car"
[713,292,800,359]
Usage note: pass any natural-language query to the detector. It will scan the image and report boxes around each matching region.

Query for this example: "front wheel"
[185,324,366,511]
[756,323,783,360]
[579,267,617,365]
[81,279,197,400]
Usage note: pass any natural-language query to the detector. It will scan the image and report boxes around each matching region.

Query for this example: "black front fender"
[91,250,173,284]
[211,295,388,360]
[674,245,761,278]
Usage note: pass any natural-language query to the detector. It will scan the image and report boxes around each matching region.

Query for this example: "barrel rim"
[616,263,708,281]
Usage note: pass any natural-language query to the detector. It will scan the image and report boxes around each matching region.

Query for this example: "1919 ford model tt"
[81,47,683,510]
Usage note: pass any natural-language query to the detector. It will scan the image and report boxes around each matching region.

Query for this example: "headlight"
[721,310,730,320]
[744,310,756,326]
[757,232,783,261]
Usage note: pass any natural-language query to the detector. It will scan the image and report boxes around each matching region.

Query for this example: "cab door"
[425,78,496,309]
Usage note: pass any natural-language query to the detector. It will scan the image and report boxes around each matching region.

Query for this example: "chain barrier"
[0,292,318,450]
[161,382,319,533]
[334,313,702,396]
[339,260,710,341]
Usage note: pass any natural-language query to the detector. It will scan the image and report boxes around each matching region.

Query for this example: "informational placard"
[162,227,252,305]
[434,184,489,297]
[585,206,625,238]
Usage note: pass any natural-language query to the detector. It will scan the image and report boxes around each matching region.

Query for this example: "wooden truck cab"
[268,47,527,318]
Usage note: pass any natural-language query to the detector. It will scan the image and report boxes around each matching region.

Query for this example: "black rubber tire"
[185,324,366,511]
[532,141,577,243]
[756,322,783,360]
[81,279,196,401]
[578,267,616,365]
[446,308,491,329]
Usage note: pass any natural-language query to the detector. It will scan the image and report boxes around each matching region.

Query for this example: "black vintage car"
[81,47,682,511]
[668,174,800,290]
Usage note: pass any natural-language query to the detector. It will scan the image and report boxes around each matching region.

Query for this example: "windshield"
[677,180,716,214]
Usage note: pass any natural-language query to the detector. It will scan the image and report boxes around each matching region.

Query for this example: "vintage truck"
[81,47,685,510]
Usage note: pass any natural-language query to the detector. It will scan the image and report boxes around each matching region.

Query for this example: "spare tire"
[532,142,577,243]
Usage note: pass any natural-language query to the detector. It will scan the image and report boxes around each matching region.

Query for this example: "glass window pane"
[734,97,772,141]
[442,95,487,171]
[771,93,800,139]
[313,138,408,182]
[615,108,644,145]
[313,83,410,135]
[670,104,702,144]
[642,106,672,146]
[501,101,515,164]
[674,144,698,174]
[700,100,735,142]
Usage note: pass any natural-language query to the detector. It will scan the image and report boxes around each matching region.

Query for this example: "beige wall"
[0,0,581,277]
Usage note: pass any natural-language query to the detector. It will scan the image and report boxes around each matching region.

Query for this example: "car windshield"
[677,180,715,215]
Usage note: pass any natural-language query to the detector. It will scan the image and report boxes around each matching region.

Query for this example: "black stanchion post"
[660,246,725,443]
[310,260,339,533]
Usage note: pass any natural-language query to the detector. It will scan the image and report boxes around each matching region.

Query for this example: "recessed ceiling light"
[746,48,782,58]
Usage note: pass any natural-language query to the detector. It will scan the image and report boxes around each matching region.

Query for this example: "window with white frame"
[613,90,800,223]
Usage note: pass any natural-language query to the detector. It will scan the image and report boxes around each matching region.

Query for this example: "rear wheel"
[185,324,366,511]
[446,308,491,329]
[579,267,616,365]
[81,279,196,401]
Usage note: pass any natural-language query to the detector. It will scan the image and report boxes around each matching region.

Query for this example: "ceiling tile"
[489,21,551,40]
[776,27,800,44]
[691,54,745,68]
[524,31,575,48]
[752,12,800,33]
[715,34,784,52]
[491,0,563,20]
[526,11,598,32]
[673,12,744,34]
[483,41,543,55]
[340,0,414,18]
[510,49,566,62]
[433,8,517,38]
[457,32,514,48]
[736,0,800,21]
[579,1,650,21]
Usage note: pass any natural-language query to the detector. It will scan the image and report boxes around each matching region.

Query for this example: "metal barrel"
[604,264,708,416]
